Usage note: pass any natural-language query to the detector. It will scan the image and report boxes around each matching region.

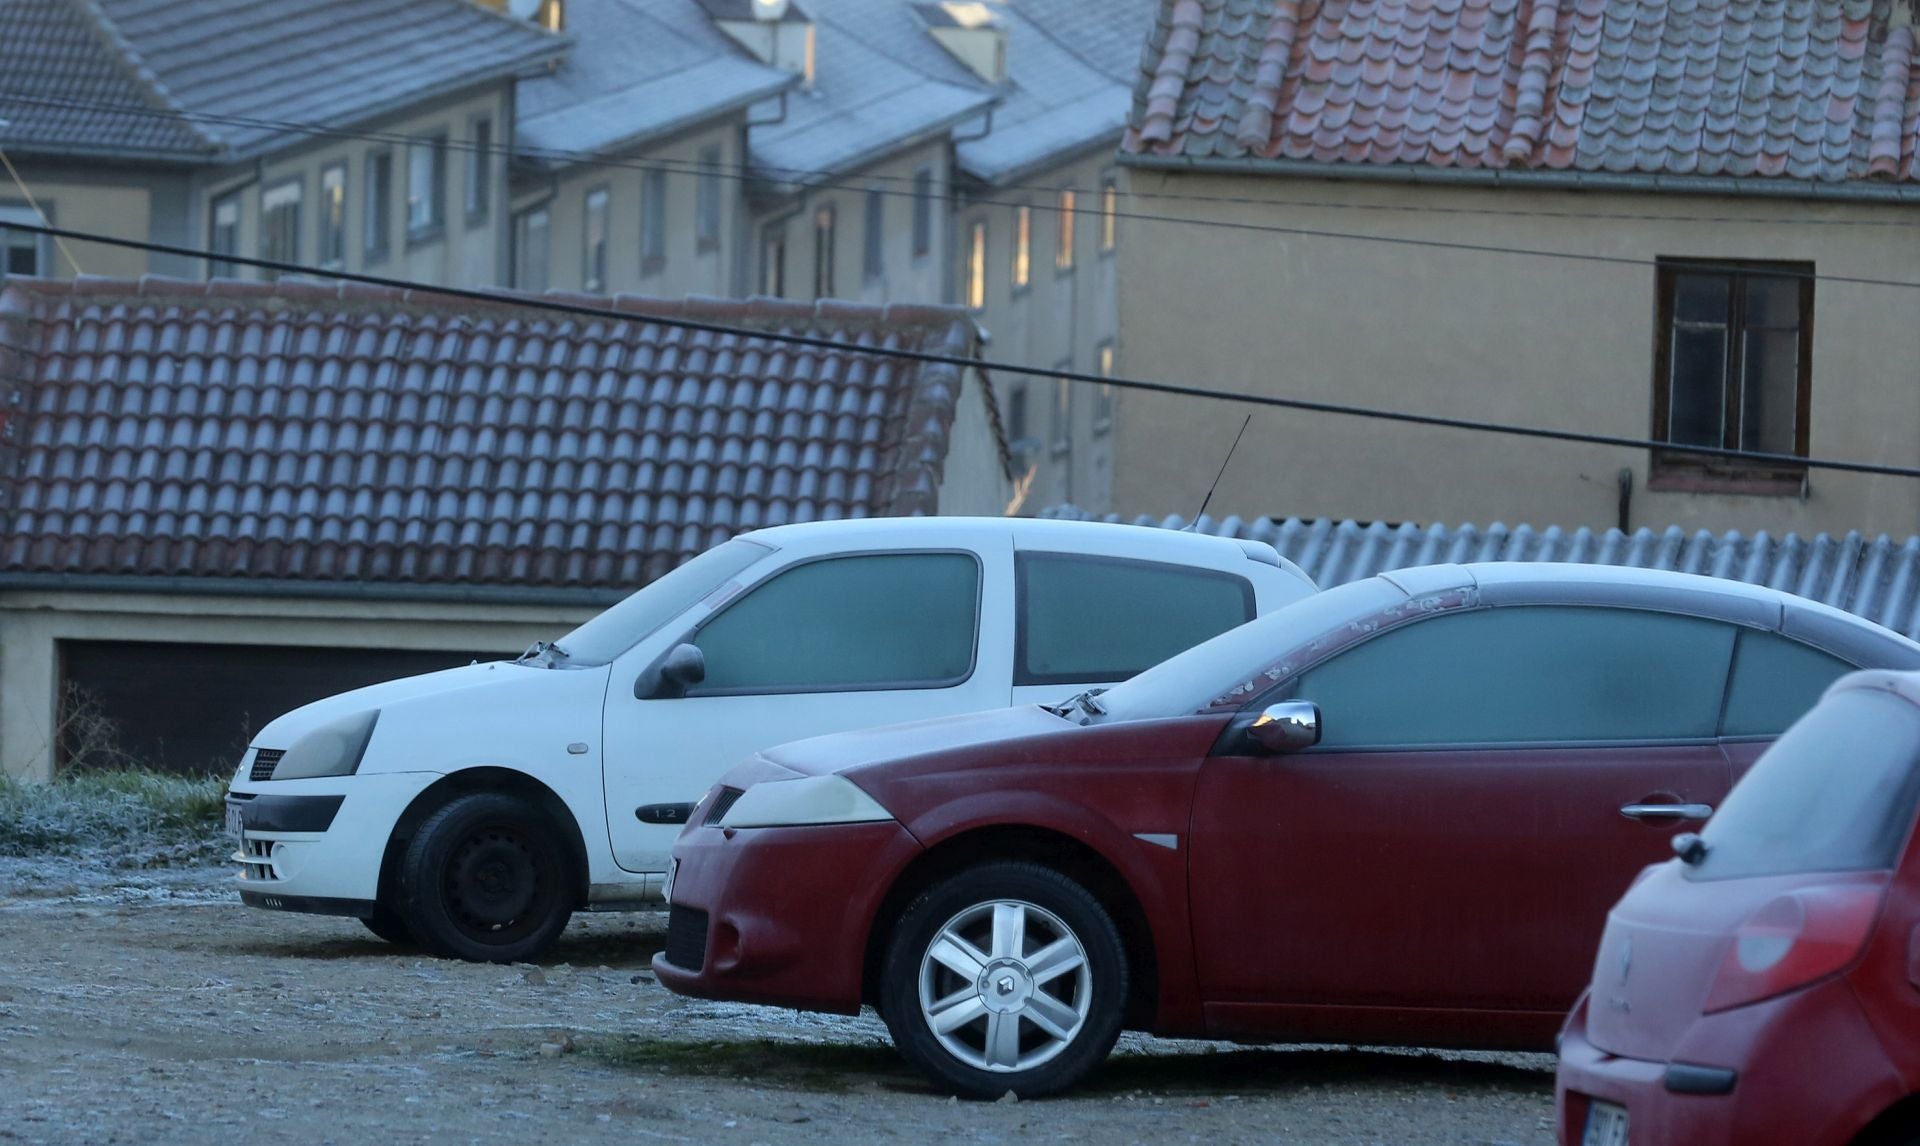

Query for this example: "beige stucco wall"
[1113,169,1920,537]
[962,146,1122,514]
[934,366,1013,516]
[762,139,954,307]
[1,181,152,279]
[0,591,592,781]
[536,118,745,298]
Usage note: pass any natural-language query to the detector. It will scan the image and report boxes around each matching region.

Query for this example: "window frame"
[1094,341,1115,433]
[318,161,348,270]
[512,205,551,293]
[1011,203,1032,293]
[965,218,987,311]
[259,177,304,276]
[863,186,885,281]
[1055,187,1076,273]
[1650,257,1815,493]
[696,145,722,252]
[761,222,787,296]
[1099,174,1117,254]
[0,202,48,278]
[1013,551,1257,686]
[641,168,668,276]
[1050,369,1073,456]
[206,193,239,278]
[912,165,934,260]
[465,114,493,227]
[812,204,836,298]
[582,185,611,293]
[683,548,985,697]
[364,149,393,263]
[405,131,449,244]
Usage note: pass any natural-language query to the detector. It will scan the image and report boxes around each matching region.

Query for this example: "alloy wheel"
[916,899,1092,1073]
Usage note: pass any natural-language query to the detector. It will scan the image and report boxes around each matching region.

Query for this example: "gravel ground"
[0,858,1557,1144]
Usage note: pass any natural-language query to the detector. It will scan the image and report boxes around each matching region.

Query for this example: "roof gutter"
[0,571,627,609]
[1116,152,1920,205]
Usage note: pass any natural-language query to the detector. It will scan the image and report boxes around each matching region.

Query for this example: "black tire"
[360,902,415,945]
[879,862,1127,1099]
[397,792,574,963]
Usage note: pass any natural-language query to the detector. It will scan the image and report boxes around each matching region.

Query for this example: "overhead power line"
[10,218,1920,484]
[8,88,1920,237]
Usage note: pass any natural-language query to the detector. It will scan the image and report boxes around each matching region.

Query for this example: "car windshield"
[1094,577,1406,721]
[544,539,773,667]
[1689,684,1920,881]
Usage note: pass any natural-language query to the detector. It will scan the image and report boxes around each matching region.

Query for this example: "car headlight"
[272,711,380,780]
[719,775,892,829]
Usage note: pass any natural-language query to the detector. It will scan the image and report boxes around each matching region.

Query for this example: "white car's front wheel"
[397,792,574,963]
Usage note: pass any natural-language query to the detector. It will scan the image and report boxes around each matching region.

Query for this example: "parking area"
[0,859,1555,1144]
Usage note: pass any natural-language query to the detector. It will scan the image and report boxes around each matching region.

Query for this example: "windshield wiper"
[1042,689,1109,723]
[515,640,571,667]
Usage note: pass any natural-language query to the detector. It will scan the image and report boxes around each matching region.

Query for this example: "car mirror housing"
[1249,700,1321,754]
[635,642,707,700]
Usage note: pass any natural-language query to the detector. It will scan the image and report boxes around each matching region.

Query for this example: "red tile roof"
[0,277,1000,594]
[1125,0,1914,184]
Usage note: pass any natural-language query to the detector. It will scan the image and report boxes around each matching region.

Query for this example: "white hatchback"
[223,516,1315,961]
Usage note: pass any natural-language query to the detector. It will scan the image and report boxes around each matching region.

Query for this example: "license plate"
[1583,1100,1628,1146]
[225,804,246,841]
[662,858,678,905]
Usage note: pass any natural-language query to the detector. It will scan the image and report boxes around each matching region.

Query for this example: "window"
[1719,630,1856,737]
[912,166,933,259]
[863,187,884,280]
[466,116,492,224]
[1011,204,1030,289]
[641,169,667,274]
[1094,341,1115,431]
[406,134,447,239]
[1007,383,1029,446]
[1099,175,1117,252]
[1055,187,1076,271]
[583,187,609,292]
[208,194,240,278]
[965,219,986,310]
[1654,259,1813,485]
[761,223,786,296]
[812,205,835,297]
[364,150,392,261]
[260,180,302,275]
[696,145,721,251]
[513,207,550,293]
[1016,554,1254,685]
[318,163,347,268]
[692,553,980,693]
[0,205,44,277]
[1051,370,1072,455]
[1293,606,1736,748]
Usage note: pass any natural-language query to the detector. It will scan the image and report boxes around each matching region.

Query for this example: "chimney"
[705,0,817,87]
[916,1,1008,85]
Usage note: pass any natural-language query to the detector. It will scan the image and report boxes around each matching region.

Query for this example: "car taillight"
[1703,883,1886,1013]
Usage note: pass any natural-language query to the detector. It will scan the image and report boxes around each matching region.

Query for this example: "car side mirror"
[634,642,707,700]
[1249,700,1321,754]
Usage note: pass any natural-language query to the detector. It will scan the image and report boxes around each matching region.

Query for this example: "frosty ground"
[0,858,1556,1144]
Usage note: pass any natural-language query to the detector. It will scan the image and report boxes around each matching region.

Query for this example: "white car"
[223,516,1316,961]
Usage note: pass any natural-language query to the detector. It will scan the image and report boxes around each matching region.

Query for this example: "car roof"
[1828,669,1920,709]
[740,515,1283,562]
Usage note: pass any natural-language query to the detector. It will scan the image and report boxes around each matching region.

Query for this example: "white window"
[1012,204,1030,289]
[364,151,392,260]
[1100,176,1118,252]
[514,207,550,293]
[912,166,933,258]
[584,187,609,292]
[261,180,302,274]
[319,164,347,268]
[1052,369,1072,455]
[813,206,835,298]
[407,135,446,237]
[761,224,786,296]
[466,116,493,224]
[1055,188,1076,271]
[863,188,884,281]
[696,146,721,250]
[1095,342,1115,432]
[208,194,240,277]
[0,205,44,277]
[965,220,986,310]
[642,169,667,272]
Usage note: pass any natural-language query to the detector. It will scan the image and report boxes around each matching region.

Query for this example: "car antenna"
[1182,412,1254,531]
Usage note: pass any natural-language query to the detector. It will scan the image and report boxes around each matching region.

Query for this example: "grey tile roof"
[0,277,1001,593]
[1123,0,1914,186]
[1,0,564,163]
[1044,506,1920,641]
[516,0,793,162]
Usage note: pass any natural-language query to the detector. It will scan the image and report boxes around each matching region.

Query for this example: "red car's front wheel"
[880,862,1127,1098]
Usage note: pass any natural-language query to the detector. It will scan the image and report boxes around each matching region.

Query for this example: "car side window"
[1015,553,1255,685]
[1719,630,1857,738]
[1291,606,1736,748]
[691,552,980,694]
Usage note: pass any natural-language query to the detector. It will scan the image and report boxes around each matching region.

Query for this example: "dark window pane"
[1296,606,1735,747]
[695,554,979,692]
[1669,327,1728,446]
[1692,688,1920,881]
[1720,630,1856,737]
[1673,273,1730,323]
[864,188,884,279]
[1744,275,1801,328]
[1017,555,1255,685]
[1740,327,1799,454]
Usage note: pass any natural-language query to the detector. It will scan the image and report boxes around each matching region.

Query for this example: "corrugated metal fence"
[1040,507,1920,641]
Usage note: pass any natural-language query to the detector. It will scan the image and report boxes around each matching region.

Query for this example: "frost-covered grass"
[0,769,228,860]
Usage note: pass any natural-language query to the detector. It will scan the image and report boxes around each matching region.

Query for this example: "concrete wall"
[0,590,594,781]
[962,145,1121,514]
[935,366,1014,516]
[533,118,745,298]
[1113,169,1920,537]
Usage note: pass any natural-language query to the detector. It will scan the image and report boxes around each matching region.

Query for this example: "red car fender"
[894,788,1205,1035]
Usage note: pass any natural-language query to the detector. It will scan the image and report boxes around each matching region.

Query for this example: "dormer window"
[703,0,816,86]
[915,1,1008,84]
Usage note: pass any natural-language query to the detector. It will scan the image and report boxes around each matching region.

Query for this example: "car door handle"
[1619,803,1714,822]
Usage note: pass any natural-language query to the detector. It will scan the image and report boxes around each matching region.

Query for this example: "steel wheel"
[398,792,575,963]
[918,899,1092,1072]
[443,825,546,942]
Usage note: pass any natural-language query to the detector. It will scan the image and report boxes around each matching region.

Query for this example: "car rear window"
[1015,553,1255,686]
[1690,686,1920,881]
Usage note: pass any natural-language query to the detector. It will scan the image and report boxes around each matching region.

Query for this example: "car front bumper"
[651,818,924,1014]
[225,771,442,916]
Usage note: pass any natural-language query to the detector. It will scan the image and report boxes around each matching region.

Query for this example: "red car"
[654,563,1920,1097]
[1558,669,1920,1146]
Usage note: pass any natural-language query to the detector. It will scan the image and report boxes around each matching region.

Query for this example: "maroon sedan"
[1559,669,1920,1146]
[655,563,1920,1097]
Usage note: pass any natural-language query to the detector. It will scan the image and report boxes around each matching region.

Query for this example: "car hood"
[754,705,1078,780]
[250,660,544,752]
